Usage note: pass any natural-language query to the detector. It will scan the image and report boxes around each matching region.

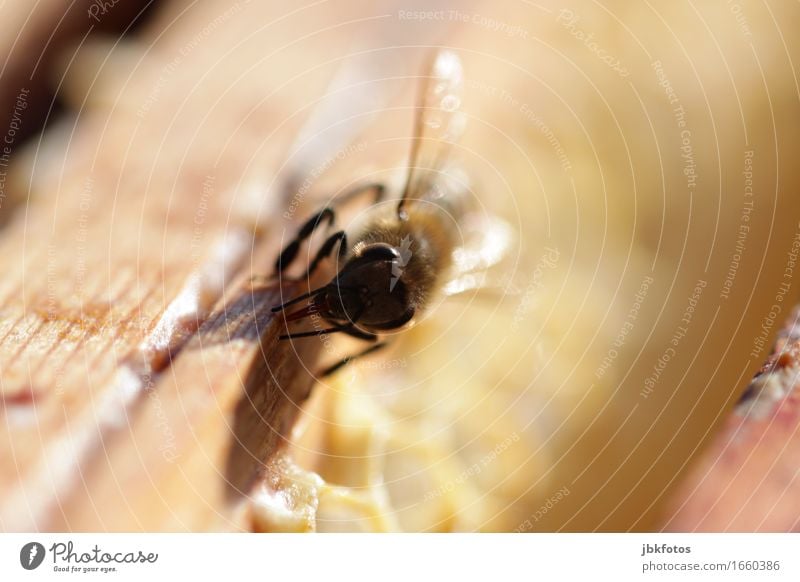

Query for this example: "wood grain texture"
[663,306,800,532]
[0,0,360,531]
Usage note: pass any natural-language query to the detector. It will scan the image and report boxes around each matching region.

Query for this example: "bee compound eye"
[360,243,400,263]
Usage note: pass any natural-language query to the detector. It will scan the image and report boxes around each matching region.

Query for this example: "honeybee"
[271,50,513,375]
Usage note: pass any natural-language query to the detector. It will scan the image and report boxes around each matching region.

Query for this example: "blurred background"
[0,0,799,532]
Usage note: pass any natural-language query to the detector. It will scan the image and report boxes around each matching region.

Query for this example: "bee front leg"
[270,183,383,279]
[273,207,335,275]
[297,230,347,280]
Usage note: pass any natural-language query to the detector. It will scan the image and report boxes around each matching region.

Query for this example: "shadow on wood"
[192,284,321,501]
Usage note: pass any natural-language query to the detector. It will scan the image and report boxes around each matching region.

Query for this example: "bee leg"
[319,342,388,377]
[297,230,347,280]
[271,184,382,279]
[279,323,355,340]
[273,207,335,275]
[279,320,376,341]
[340,327,378,341]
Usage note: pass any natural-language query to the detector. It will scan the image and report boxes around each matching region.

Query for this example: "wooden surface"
[0,0,447,532]
[663,306,800,532]
[0,0,350,531]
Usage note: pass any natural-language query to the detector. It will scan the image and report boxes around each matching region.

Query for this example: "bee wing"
[398,50,466,217]
[284,52,391,191]
[442,214,517,297]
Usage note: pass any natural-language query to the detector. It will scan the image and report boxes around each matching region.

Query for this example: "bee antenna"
[271,285,327,313]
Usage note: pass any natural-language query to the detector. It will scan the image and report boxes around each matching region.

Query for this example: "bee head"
[315,243,415,333]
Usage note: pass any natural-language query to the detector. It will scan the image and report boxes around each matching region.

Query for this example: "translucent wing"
[442,214,517,297]
[397,50,466,218]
